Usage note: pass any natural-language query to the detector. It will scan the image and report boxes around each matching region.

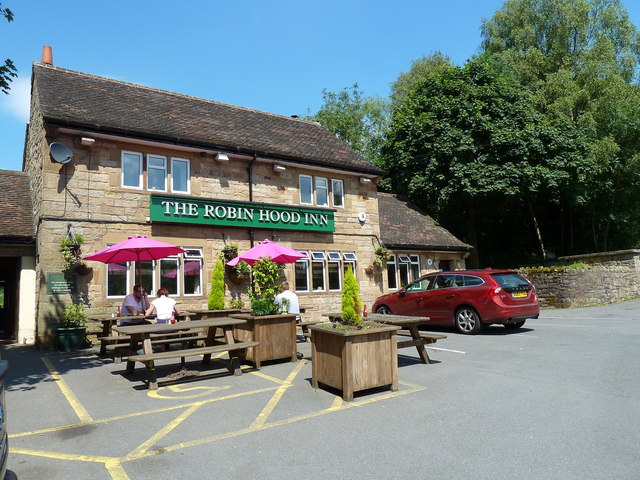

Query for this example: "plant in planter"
[340,266,364,327]
[229,299,245,310]
[234,260,251,278]
[56,304,88,352]
[230,257,298,367]
[248,257,281,315]
[208,255,226,310]
[373,246,391,267]
[221,243,239,262]
[59,235,90,273]
[310,265,399,401]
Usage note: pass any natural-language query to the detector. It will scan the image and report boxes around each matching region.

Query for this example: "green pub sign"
[150,195,335,232]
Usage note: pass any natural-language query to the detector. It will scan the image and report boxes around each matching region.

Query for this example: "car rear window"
[491,272,531,291]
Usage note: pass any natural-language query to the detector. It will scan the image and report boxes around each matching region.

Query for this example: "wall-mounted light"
[274,164,286,172]
[80,137,95,147]
[215,153,229,161]
[359,177,372,183]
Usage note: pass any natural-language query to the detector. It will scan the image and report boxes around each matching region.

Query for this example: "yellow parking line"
[9,447,112,463]
[10,386,278,439]
[41,357,93,423]
[249,371,286,384]
[105,459,132,480]
[126,403,203,460]
[152,382,427,456]
[250,359,306,428]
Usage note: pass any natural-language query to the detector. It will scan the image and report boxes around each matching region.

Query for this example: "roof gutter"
[45,120,386,177]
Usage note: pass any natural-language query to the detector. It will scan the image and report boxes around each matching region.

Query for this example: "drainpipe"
[247,154,257,247]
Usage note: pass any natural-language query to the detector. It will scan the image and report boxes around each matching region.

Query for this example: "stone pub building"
[3,50,470,347]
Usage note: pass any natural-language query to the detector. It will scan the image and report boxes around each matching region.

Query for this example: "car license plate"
[512,291,527,298]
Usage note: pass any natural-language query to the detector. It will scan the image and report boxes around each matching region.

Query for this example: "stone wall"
[521,249,640,308]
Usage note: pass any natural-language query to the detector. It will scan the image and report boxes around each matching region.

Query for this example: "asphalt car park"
[2,300,639,479]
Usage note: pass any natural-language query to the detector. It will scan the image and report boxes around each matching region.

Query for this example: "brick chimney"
[41,45,53,65]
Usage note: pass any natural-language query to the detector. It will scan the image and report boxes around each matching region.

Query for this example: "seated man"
[274,282,300,315]
[121,284,151,325]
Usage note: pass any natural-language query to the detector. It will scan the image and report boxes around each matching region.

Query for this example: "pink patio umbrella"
[226,239,307,266]
[85,235,186,285]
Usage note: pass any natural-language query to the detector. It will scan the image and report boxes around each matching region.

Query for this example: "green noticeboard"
[150,194,335,232]
[47,273,78,294]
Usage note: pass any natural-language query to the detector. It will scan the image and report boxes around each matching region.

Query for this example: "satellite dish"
[49,142,74,164]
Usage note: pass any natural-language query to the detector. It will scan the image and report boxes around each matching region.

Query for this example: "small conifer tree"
[208,255,226,310]
[341,265,363,326]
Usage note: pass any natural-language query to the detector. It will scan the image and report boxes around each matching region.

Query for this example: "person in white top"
[145,288,179,323]
[121,284,151,324]
[274,282,300,314]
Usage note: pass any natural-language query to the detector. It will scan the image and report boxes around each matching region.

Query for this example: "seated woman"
[145,287,179,323]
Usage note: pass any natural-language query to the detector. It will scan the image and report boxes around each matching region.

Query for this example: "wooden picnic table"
[113,317,257,390]
[92,312,198,337]
[325,312,438,364]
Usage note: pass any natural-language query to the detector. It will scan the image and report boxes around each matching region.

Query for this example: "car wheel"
[504,320,526,329]
[455,307,483,334]
[376,305,392,315]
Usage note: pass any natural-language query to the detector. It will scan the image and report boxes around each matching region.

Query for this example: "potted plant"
[208,255,226,310]
[310,267,399,401]
[56,304,88,352]
[231,257,298,367]
[373,246,391,267]
[226,259,251,284]
[60,235,91,275]
[221,243,239,261]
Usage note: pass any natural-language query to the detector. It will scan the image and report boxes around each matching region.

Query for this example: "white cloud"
[0,77,31,121]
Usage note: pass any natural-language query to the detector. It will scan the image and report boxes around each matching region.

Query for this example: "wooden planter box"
[230,313,298,368]
[310,323,400,401]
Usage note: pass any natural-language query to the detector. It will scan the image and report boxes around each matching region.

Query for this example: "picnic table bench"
[114,317,258,390]
[325,312,442,364]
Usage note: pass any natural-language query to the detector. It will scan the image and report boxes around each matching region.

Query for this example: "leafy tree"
[380,57,591,264]
[306,83,389,163]
[481,0,640,253]
[390,51,453,107]
[208,255,225,310]
[0,2,16,94]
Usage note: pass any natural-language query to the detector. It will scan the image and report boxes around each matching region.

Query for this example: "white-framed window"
[387,254,398,290]
[299,175,346,207]
[294,251,310,292]
[343,252,357,277]
[183,248,203,296]
[311,251,326,291]
[122,151,143,189]
[331,179,344,207]
[398,254,411,287]
[327,251,341,290]
[159,255,180,296]
[147,155,167,191]
[106,261,130,297]
[410,255,420,281]
[315,177,329,207]
[299,175,313,205]
[171,157,190,193]
[135,260,156,296]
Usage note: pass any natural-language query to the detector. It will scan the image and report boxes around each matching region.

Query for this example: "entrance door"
[0,258,19,340]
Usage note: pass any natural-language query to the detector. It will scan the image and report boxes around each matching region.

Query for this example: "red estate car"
[372,269,540,334]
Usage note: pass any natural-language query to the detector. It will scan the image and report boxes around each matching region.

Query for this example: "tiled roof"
[378,193,472,251]
[33,63,385,176]
[0,170,35,242]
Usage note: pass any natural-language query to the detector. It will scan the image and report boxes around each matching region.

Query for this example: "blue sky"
[1,0,639,172]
